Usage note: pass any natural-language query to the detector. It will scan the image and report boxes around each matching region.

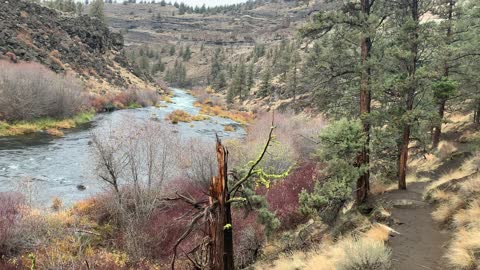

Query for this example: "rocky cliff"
[0,0,155,93]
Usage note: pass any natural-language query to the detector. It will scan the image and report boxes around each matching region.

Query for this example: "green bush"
[299,118,366,221]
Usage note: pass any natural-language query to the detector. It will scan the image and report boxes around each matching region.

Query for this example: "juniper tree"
[299,118,366,222]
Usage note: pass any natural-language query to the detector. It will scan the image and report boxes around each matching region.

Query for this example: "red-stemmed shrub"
[257,162,318,230]
[143,177,208,261]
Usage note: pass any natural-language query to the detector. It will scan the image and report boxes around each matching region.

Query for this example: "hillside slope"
[0,0,156,94]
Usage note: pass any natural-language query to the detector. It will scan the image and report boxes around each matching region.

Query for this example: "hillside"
[100,2,319,82]
[0,0,156,94]
[0,0,479,269]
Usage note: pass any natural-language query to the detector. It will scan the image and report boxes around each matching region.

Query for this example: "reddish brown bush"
[0,61,87,121]
[258,162,318,230]
[143,178,208,261]
[88,88,159,112]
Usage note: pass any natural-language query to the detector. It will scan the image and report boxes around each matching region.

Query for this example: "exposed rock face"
[0,0,151,90]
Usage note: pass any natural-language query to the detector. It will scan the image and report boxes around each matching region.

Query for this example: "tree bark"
[356,0,372,203]
[474,99,480,124]
[398,0,418,190]
[432,98,446,148]
[209,138,234,270]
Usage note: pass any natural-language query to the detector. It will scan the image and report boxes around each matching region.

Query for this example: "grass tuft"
[0,112,95,137]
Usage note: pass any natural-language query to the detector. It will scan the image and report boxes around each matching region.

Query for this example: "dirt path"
[382,181,449,270]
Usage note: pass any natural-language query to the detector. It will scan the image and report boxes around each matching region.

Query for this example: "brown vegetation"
[165,109,209,124]
[0,61,86,122]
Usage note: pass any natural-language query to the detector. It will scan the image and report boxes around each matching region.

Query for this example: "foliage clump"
[299,118,366,222]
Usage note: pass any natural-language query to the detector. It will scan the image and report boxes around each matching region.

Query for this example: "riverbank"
[0,112,95,137]
[0,88,246,207]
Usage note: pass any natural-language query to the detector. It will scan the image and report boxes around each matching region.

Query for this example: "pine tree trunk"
[432,98,446,149]
[398,124,411,190]
[356,0,371,203]
[398,0,418,190]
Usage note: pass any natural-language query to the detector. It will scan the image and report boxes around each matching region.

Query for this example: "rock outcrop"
[0,0,153,93]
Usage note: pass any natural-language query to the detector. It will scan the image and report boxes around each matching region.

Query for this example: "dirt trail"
[382,181,449,270]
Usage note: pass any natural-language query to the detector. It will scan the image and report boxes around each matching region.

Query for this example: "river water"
[0,88,245,206]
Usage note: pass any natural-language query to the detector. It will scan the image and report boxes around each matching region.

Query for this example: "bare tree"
[91,119,180,260]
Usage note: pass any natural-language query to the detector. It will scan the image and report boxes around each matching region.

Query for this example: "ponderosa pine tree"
[301,0,389,202]
[372,0,447,189]
[432,0,480,128]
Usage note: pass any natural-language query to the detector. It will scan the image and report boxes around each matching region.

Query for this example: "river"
[0,88,245,207]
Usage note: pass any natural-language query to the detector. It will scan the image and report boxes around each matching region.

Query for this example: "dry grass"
[436,141,459,159]
[224,125,235,132]
[199,104,254,125]
[432,195,464,224]
[425,150,480,269]
[446,228,480,269]
[0,113,94,137]
[363,224,391,243]
[427,167,475,193]
[46,128,64,137]
[165,110,210,124]
[409,153,442,178]
[256,235,391,270]
[161,95,174,103]
[453,199,480,229]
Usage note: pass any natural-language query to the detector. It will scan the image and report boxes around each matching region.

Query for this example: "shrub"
[143,178,208,261]
[233,211,265,269]
[51,197,62,211]
[165,110,209,124]
[299,118,366,222]
[166,109,193,123]
[0,61,87,122]
[336,238,392,270]
[0,192,24,257]
[257,162,318,230]
[179,138,217,187]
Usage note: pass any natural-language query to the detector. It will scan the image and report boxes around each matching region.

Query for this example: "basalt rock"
[0,0,151,88]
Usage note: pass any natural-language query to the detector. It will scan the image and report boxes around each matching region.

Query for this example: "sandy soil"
[383,181,450,270]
